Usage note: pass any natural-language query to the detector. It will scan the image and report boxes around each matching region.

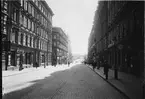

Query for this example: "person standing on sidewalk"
[35,62,38,69]
[68,61,70,67]
[102,60,111,80]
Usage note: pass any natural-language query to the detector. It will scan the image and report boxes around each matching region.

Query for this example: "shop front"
[40,51,47,67]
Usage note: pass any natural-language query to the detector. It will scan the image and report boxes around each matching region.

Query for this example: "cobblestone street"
[3,64,128,99]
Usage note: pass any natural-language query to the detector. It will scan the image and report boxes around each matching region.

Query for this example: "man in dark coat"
[92,62,97,70]
[102,60,111,80]
[68,61,70,67]
[35,62,38,69]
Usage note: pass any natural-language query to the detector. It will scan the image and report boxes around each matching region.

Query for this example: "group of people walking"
[86,59,111,80]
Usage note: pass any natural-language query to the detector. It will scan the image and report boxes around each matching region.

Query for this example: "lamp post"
[112,37,118,80]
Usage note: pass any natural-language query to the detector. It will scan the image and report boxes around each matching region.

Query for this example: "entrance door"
[11,51,16,66]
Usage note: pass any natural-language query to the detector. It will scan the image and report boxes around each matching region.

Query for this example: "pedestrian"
[68,61,70,67]
[92,62,97,70]
[19,59,23,71]
[102,60,111,80]
[35,62,38,69]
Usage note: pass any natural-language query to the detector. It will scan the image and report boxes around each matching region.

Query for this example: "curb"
[87,65,130,99]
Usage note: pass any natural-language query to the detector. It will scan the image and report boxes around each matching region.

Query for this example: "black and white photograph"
[1,0,145,99]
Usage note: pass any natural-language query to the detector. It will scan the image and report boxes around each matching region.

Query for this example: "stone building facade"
[52,27,68,65]
[88,1,144,77]
[1,0,53,70]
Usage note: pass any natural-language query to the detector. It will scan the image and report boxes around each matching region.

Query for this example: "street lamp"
[112,37,118,80]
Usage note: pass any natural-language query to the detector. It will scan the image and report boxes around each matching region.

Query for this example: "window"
[54,35,56,39]
[40,28,42,37]
[23,33,26,45]
[3,26,6,34]
[35,11,37,18]
[21,33,23,45]
[28,19,30,29]
[30,21,32,31]
[39,40,41,49]
[23,16,25,27]
[31,37,33,48]
[26,35,28,46]
[11,30,15,43]
[27,35,30,47]
[28,3,31,14]
[37,27,39,35]
[26,18,28,28]
[20,12,22,24]
[30,37,31,47]
[32,6,34,16]
[39,3,41,10]
[32,22,34,31]
[35,39,37,48]
[24,0,28,10]
[37,13,39,20]
[20,0,23,6]
[35,0,38,6]
[13,8,16,22]
[40,41,41,49]
[18,32,21,44]
[54,42,56,46]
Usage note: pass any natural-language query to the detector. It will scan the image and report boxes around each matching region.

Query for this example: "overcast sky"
[46,0,99,55]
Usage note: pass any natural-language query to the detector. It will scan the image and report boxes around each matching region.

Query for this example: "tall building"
[88,1,108,66]
[1,0,9,70]
[88,1,144,77]
[1,0,54,70]
[52,27,69,65]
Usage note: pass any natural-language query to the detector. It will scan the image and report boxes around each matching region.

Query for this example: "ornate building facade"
[88,1,144,77]
[2,0,53,70]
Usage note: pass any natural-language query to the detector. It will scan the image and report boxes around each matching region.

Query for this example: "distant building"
[52,27,69,65]
[1,0,54,70]
[88,1,144,77]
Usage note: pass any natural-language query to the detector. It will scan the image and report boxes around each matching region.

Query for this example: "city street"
[3,64,127,99]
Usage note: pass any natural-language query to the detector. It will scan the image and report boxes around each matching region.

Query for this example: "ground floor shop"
[2,44,52,70]
[101,43,143,77]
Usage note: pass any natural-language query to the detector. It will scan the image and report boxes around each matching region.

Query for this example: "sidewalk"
[88,65,143,99]
[2,64,70,77]
[2,65,54,77]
